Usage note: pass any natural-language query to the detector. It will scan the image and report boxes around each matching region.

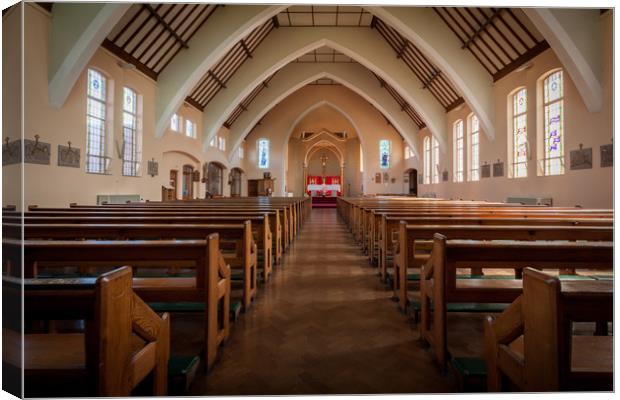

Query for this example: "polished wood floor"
[185,208,455,395]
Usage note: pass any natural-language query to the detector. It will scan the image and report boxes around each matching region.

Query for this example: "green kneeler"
[450,357,487,392]
[408,300,509,323]
[168,355,200,395]
[148,301,243,322]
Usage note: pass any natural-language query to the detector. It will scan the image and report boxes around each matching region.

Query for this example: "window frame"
[186,119,196,139]
[379,139,391,169]
[423,137,431,184]
[85,68,110,175]
[432,136,440,184]
[257,138,270,169]
[121,86,141,177]
[540,69,565,176]
[468,114,480,182]
[453,120,464,182]
[170,113,180,132]
[509,87,528,178]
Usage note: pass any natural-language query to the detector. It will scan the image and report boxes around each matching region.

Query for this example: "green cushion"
[409,300,508,313]
[168,355,200,376]
[451,357,486,376]
[558,275,595,281]
[590,275,614,281]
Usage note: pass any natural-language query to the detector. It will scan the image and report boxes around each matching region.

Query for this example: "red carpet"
[311,197,337,208]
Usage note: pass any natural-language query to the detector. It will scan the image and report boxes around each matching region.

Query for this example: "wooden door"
[169,170,178,199]
[247,179,258,197]
[182,165,194,200]
[408,169,418,196]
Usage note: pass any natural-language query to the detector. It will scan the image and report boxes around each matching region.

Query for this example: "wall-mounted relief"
[375,172,381,184]
[569,144,592,170]
[442,170,448,182]
[390,177,396,184]
[481,163,491,178]
[600,144,613,168]
[492,160,504,177]
[148,158,159,177]
[2,138,21,165]
[24,135,50,165]
[383,172,389,183]
[57,142,80,168]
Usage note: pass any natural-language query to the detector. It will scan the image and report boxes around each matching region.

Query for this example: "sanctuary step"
[311,196,337,208]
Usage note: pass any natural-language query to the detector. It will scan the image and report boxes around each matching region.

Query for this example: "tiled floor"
[185,208,455,395]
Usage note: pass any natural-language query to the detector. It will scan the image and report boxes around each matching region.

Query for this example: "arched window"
[510,87,528,178]
[379,139,391,169]
[423,137,431,184]
[258,138,270,169]
[541,70,564,175]
[404,145,414,160]
[468,114,480,181]
[86,69,109,174]
[432,136,440,184]
[170,113,180,132]
[186,119,196,138]
[453,120,464,182]
[122,87,141,176]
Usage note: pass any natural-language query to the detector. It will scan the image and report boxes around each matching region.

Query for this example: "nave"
[189,208,452,395]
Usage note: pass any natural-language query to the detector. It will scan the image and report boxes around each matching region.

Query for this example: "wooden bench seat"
[419,236,613,370]
[3,236,230,370]
[3,267,170,396]
[485,268,613,391]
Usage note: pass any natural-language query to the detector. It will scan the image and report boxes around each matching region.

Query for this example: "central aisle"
[193,208,453,395]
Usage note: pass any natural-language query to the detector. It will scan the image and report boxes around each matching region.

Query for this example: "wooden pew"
[3,266,170,396]
[3,235,230,370]
[484,268,612,391]
[393,222,613,311]
[4,222,257,310]
[419,235,613,370]
[6,214,274,283]
[379,214,612,281]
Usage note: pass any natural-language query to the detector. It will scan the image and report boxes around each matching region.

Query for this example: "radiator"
[96,194,141,205]
[506,196,553,206]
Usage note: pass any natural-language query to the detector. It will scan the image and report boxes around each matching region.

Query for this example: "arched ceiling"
[46,3,605,149]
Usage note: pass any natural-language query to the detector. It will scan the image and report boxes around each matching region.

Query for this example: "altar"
[307,176,341,208]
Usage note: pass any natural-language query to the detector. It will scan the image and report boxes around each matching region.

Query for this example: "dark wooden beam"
[207,70,227,89]
[493,41,550,82]
[143,4,189,49]
[101,39,158,81]
[445,97,465,113]
[422,69,441,90]
[239,39,253,58]
[461,9,500,50]
[272,15,280,28]
[184,96,204,111]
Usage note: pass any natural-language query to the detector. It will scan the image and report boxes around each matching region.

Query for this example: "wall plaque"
[2,139,21,165]
[492,161,504,177]
[24,136,50,165]
[600,144,613,167]
[481,164,491,178]
[58,143,80,168]
[569,144,592,170]
[148,158,159,177]
[374,172,381,184]
[383,172,389,183]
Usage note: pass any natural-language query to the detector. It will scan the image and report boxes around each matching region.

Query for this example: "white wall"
[9,4,246,208]
[416,12,613,208]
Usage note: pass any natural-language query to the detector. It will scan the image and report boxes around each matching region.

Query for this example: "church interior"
[2,1,615,397]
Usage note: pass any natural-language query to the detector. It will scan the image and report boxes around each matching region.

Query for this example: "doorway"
[182,165,194,200]
[169,170,178,199]
[230,168,243,197]
[407,169,418,196]
[205,162,224,196]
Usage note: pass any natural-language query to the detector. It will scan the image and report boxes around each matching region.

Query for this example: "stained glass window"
[379,140,390,169]
[453,120,464,182]
[511,88,528,178]
[469,115,480,181]
[258,139,269,169]
[122,87,140,176]
[423,137,431,184]
[543,70,564,176]
[186,120,196,138]
[432,136,440,184]
[170,114,180,132]
[86,69,108,174]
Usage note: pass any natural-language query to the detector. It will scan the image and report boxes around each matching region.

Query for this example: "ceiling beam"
[143,4,189,49]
